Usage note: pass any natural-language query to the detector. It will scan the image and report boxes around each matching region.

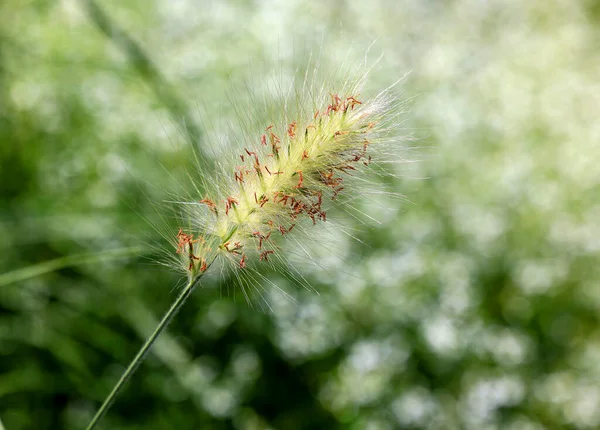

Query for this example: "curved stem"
[86,274,203,430]
[81,0,204,152]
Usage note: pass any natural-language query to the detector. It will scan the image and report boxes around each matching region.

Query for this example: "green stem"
[86,274,203,430]
[81,0,205,159]
[0,246,144,288]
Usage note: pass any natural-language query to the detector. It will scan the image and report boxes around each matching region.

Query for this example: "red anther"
[229,242,242,255]
[266,220,274,227]
[200,259,208,272]
[294,170,304,189]
[259,195,269,207]
[176,229,187,254]
[333,186,344,198]
[337,164,357,173]
[176,228,198,254]
[260,250,274,262]
[225,196,238,215]
[301,150,309,161]
[321,171,343,188]
[319,211,327,221]
[279,223,295,235]
[321,170,334,181]
[199,198,217,213]
[177,228,203,270]
[188,258,198,271]
[240,154,245,162]
[254,192,258,204]
[363,155,372,166]
[287,121,297,138]
[269,130,281,153]
[261,134,267,145]
[314,110,320,119]
[239,254,247,268]
[346,95,362,110]
[243,149,260,167]
[235,168,244,183]
[264,165,272,176]
[252,230,269,250]
[186,252,200,270]
[329,93,342,111]
[334,130,349,139]
[266,125,274,131]
[223,241,242,255]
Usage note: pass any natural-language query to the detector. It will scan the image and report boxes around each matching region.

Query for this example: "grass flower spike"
[87,67,404,429]
[174,81,398,290]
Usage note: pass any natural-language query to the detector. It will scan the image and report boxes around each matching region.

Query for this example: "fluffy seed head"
[170,66,405,300]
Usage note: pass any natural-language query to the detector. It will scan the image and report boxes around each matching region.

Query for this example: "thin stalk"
[86,273,203,430]
[81,0,205,162]
[0,246,144,288]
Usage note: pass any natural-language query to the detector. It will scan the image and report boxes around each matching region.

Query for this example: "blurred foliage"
[1,0,599,429]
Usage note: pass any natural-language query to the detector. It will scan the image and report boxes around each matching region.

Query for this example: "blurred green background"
[1,0,599,429]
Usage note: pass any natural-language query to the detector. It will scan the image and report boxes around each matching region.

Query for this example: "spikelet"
[171,69,402,300]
